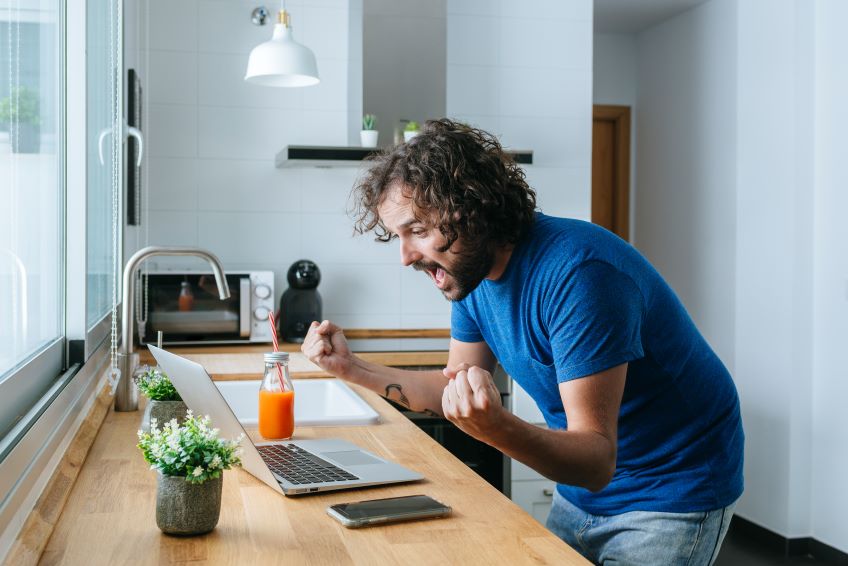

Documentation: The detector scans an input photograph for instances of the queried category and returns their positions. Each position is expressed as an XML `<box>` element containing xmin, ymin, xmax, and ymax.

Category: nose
<box><xmin>399</xmin><ymin>237</ymin><xmax>421</xmax><ymax>266</ymax></box>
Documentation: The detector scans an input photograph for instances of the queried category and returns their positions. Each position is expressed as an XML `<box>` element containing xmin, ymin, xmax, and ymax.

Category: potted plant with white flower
<box><xmin>137</xmin><ymin>411</ymin><xmax>243</xmax><ymax>535</ymax></box>
<box><xmin>360</xmin><ymin>113</ymin><xmax>378</xmax><ymax>147</ymax></box>
<box><xmin>136</xmin><ymin>366</ymin><xmax>188</xmax><ymax>432</ymax></box>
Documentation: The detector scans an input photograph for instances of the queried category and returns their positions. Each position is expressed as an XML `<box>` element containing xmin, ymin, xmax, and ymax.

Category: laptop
<box><xmin>148</xmin><ymin>345</ymin><xmax>423</xmax><ymax>495</ymax></box>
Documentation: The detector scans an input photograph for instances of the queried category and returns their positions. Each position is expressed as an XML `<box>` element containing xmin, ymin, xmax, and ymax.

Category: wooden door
<box><xmin>592</xmin><ymin>105</ymin><xmax>631</xmax><ymax>241</ymax></box>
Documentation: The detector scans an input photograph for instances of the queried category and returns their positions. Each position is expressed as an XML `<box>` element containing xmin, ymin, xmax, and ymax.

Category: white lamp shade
<box><xmin>245</xmin><ymin>24</ymin><xmax>320</xmax><ymax>87</ymax></box>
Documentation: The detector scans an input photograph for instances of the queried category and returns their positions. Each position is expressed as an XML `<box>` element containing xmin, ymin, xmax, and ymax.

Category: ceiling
<box><xmin>594</xmin><ymin>0</ymin><xmax>710</xmax><ymax>33</ymax></box>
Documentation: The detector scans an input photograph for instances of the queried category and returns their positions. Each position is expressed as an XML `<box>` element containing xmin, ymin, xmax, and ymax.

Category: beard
<box><xmin>413</xmin><ymin>245</ymin><xmax>495</xmax><ymax>302</ymax></box>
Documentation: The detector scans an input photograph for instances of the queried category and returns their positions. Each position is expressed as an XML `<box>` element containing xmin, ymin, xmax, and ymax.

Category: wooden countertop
<box><xmin>37</xmin><ymin>382</ymin><xmax>586</xmax><ymax>565</ymax></box>
<box><xmin>137</xmin><ymin>347</ymin><xmax>450</xmax><ymax>380</ymax></box>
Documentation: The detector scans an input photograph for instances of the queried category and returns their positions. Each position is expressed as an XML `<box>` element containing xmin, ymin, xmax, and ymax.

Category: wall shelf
<box><xmin>275</xmin><ymin>145</ymin><xmax>533</xmax><ymax>168</ymax></box>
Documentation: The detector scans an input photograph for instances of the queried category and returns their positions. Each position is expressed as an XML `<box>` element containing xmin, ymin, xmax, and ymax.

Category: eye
<box><xmin>411</xmin><ymin>228</ymin><xmax>428</xmax><ymax>238</ymax></box>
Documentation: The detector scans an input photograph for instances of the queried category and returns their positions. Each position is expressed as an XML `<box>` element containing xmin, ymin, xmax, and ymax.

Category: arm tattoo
<box><xmin>384</xmin><ymin>384</ymin><xmax>410</xmax><ymax>408</ymax></box>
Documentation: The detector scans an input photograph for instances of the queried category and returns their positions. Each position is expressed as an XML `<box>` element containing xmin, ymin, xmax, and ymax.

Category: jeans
<box><xmin>546</xmin><ymin>491</ymin><xmax>736</xmax><ymax>566</ymax></box>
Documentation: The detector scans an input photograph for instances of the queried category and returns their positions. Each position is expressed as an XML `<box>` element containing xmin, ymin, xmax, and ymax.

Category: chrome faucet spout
<box><xmin>115</xmin><ymin>246</ymin><xmax>230</xmax><ymax>411</ymax></box>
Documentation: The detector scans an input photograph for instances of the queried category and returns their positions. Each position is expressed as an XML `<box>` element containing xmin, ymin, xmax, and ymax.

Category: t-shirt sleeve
<box><xmin>451</xmin><ymin>300</ymin><xmax>484</xmax><ymax>343</ymax></box>
<box><xmin>548</xmin><ymin>260</ymin><xmax>645</xmax><ymax>382</ymax></box>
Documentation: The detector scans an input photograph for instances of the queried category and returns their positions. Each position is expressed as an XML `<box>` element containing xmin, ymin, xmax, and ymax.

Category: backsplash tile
<box><xmin>148</xmin><ymin>104</ymin><xmax>198</xmax><ymax>158</ymax></box>
<box><xmin>148</xmin><ymin>50</ymin><xmax>198</xmax><ymax>105</ymax></box>
<box><xmin>319</xmin><ymin>263</ymin><xmax>401</xmax><ymax>315</ymax></box>
<box><xmin>300</xmin><ymin>212</ymin><xmax>398</xmax><ymax>265</ymax></box>
<box><xmin>197</xmin><ymin>211</ymin><xmax>303</xmax><ymax>264</ymax></box>
<box><xmin>148</xmin><ymin>0</ymin><xmax>198</xmax><ymax>52</ymax></box>
<box><xmin>196</xmin><ymin>160</ymin><xmax>302</xmax><ymax>213</ymax></box>
<box><xmin>197</xmin><ymin>52</ymin><xmax>304</xmax><ymax>109</ymax></box>
<box><xmin>148</xmin><ymin>157</ymin><xmax>199</xmax><ymax>211</ymax></box>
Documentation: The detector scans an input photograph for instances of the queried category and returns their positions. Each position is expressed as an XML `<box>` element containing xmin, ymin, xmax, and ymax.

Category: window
<box><xmin>0</xmin><ymin>0</ymin><xmax>65</xmax><ymax>441</ymax></box>
<box><xmin>0</xmin><ymin>0</ymin><xmax>122</xmax><ymax>528</ymax></box>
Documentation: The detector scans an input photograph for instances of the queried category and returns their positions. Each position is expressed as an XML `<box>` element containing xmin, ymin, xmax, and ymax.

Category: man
<box><xmin>302</xmin><ymin>119</ymin><xmax>743</xmax><ymax>565</ymax></box>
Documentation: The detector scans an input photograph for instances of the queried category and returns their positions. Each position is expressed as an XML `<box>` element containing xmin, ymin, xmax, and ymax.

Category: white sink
<box><xmin>214</xmin><ymin>379</ymin><xmax>381</xmax><ymax>427</ymax></box>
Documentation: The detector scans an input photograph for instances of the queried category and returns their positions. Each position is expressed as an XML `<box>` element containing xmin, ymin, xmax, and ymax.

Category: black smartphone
<box><xmin>326</xmin><ymin>494</ymin><xmax>452</xmax><ymax>528</ymax></box>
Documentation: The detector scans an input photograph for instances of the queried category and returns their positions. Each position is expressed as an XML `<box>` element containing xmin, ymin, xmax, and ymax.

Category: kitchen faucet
<box><xmin>114</xmin><ymin>246</ymin><xmax>231</xmax><ymax>411</ymax></box>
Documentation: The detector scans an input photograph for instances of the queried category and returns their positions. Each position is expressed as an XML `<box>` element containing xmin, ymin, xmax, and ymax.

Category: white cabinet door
<box><xmin>511</xmin><ymin>479</ymin><xmax>556</xmax><ymax>525</ymax></box>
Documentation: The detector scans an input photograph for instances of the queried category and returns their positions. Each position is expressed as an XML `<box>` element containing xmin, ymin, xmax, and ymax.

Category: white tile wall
<box><xmin>147</xmin><ymin>104</ymin><xmax>197</xmax><ymax>158</ymax></box>
<box><xmin>196</xmin><ymin>160</ymin><xmax>302</xmax><ymax>213</ymax></box>
<box><xmin>148</xmin><ymin>158</ymin><xmax>198</xmax><ymax>211</ymax></box>
<box><xmin>147</xmin><ymin>51</ymin><xmax>198</xmax><ymax>105</ymax></box>
<box><xmin>139</xmin><ymin>0</ymin><xmax>590</xmax><ymax>333</ymax></box>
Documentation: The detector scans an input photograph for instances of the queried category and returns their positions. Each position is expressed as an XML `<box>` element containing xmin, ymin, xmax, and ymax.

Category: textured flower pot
<box><xmin>403</xmin><ymin>130</ymin><xmax>418</xmax><ymax>142</ymax></box>
<box><xmin>360</xmin><ymin>129</ymin><xmax>378</xmax><ymax>147</ymax></box>
<box><xmin>141</xmin><ymin>400</ymin><xmax>188</xmax><ymax>432</ymax></box>
<box><xmin>156</xmin><ymin>474</ymin><xmax>223</xmax><ymax>536</ymax></box>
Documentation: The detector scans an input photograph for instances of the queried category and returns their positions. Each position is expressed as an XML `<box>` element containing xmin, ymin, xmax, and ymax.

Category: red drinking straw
<box><xmin>267</xmin><ymin>312</ymin><xmax>285</xmax><ymax>388</ymax></box>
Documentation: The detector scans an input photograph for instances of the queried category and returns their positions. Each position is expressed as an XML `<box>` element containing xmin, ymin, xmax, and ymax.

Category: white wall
<box><xmin>811</xmin><ymin>0</ymin><xmax>848</xmax><ymax>551</ymax></box>
<box><xmin>592</xmin><ymin>33</ymin><xmax>637</xmax><ymax>240</ymax></box>
<box><xmin>633</xmin><ymin>0</ymin><xmax>848</xmax><ymax>552</ymax></box>
<box><xmin>446</xmin><ymin>0</ymin><xmax>594</xmax><ymax>220</ymax></box>
<box><xmin>634</xmin><ymin>0</ymin><xmax>737</xmax><ymax>363</ymax></box>
<box><xmin>735</xmin><ymin>0</ymin><xmax>815</xmax><ymax>537</ymax></box>
<box><xmin>130</xmin><ymin>0</ymin><xmax>451</xmax><ymax>341</ymax></box>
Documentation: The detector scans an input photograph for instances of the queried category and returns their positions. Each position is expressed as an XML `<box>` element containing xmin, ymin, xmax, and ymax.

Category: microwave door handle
<box><xmin>239</xmin><ymin>278</ymin><xmax>251</xmax><ymax>338</ymax></box>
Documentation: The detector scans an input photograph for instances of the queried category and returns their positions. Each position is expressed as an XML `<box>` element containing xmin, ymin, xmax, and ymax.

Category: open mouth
<box><xmin>429</xmin><ymin>267</ymin><xmax>446</xmax><ymax>289</ymax></box>
<box><xmin>415</xmin><ymin>262</ymin><xmax>448</xmax><ymax>289</ymax></box>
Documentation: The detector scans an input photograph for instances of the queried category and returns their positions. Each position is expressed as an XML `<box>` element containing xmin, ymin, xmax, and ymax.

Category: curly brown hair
<box><xmin>351</xmin><ymin>118</ymin><xmax>537</xmax><ymax>253</ymax></box>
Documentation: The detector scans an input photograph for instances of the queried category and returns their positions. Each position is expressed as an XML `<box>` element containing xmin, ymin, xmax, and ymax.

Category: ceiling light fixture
<box><xmin>245</xmin><ymin>3</ymin><xmax>319</xmax><ymax>88</ymax></box>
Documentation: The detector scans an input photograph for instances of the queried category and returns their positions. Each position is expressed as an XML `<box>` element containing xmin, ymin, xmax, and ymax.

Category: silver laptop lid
<box><xmin>147</xmin><ymin>346</ymin><xmax>423</xmax><ymax>495</ymax></box>
<box><xmin>148</xmin><ymin>345</ymin><xmax>285</xmax><ymax>494</ymax></box>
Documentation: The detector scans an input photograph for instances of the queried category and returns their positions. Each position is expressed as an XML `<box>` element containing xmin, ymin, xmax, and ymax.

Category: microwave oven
<box><xmin>138</xmin><ymin>270</ymin><xmax>274</xmax><ymax>346</ymax></box>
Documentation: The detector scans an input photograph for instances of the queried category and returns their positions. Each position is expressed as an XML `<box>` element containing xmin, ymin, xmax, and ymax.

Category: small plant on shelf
<box><xmin>403</xmin><ymin>120</ymin><xmax>420</xmax><ymax>142</ymax></box>
<box><xmin>360</xmin><ymin>114</ymin><xmax>379</xmax><ymax>147</ymax></box>
<box><xmin>362</xmin><ymin>113</ymin><xmax>377</xmax><ymax>131</ymax></box>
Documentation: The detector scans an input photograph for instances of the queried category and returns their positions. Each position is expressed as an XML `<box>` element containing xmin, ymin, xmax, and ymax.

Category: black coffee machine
<box><xmin>278</xmin><ymin>259</ymin><xmax>322</xmax><ymax>343</ymax></box>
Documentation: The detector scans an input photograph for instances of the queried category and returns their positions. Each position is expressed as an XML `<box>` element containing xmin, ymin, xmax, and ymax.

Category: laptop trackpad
<box><xmin>323</xmin><ymin>450</ymin><xmax>383</xmax><ymax>467</ymax></box>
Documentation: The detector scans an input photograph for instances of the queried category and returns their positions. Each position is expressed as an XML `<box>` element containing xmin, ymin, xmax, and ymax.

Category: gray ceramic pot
<box><xmin>141</xmin><ymin>399</ymin><xmax>188</xmax><ymax>432</ymax></box>
<box><xmin>156</xmin><ymin>473</ymin><xmax>222</xmax><ymax>536</ymax></box>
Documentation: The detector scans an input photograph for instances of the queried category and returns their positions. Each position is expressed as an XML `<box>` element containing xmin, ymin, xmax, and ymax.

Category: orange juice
<box><xmin>258</xmin><ymin>389</ymin><xmax>295</xmax><ymax>440</ymax></box>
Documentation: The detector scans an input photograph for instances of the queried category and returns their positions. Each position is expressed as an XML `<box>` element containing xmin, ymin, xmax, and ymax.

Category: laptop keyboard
<box><xmin>257</xmin><ymin>443</ymin><xmax>359</xmax><ymax>485</ymax></box>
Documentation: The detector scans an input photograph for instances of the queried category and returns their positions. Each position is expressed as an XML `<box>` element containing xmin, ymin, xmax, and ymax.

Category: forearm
<box><xmin>340</xmin><ymin>356</ymin><xmax>448</xmax><ymax>416</ymax></box>
<box><xmin>488</xmin><ymin>412</ymin><xmax>617</xmax><ymax>492</ymax></box>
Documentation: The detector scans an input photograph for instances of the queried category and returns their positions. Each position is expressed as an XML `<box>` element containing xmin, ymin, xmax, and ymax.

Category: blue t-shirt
<box><xmin>452</xmin><ymin>214</ymin><xmax>744</xmax><ymax>515</ymax></box>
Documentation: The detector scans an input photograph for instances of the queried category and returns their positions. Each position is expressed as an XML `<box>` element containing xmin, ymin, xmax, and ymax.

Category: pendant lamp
<box><xmin>245</xmin><ymin>7</ymin><xmax>319</xmax><ymax>87</ymax></box>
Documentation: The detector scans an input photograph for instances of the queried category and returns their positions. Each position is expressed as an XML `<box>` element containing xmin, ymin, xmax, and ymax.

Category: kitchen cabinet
<box><xmin>510</xmin><ymin>378</ymin><xmax>556</xmax><ymax>522</ymax></box>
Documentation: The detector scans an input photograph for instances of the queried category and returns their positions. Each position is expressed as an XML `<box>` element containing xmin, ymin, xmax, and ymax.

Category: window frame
<box><xmin>0</xmin><ymin>0</ymin><xmax>125</xmax><ymax>558</ymax></box>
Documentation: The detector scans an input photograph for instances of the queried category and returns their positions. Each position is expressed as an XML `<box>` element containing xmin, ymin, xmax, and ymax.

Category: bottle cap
<box><xmin>264</xmin><ymin>352</ymin><xmax>290</xmax><ymax>363</ymax></box>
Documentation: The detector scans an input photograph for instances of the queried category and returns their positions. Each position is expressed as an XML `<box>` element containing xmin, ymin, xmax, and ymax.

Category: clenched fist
<box><xmin>300</xmin><ymin>320</ymin><xmax>353</xmax><ymax>379</ymax></box>
<box><xmin>441</xmin><ymin>365</ymin><xmax>505</xmax><ymax>442</ymax></box>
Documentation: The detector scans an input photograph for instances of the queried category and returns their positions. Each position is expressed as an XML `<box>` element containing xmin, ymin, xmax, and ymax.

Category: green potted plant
<box><xmin>137</xmin><ymin>411</ymin><xmax>243</xmax><ymax>535</ymax></box>
<box><xmin>360</xmin><ymin>113</ymin><xmax>378</xmax><ymax>148</ymax></box>
<box><xmin>136</xmin><ymin>366</ymin><xmax>188</xmax><ymax>432</ymax></box>
<box><xmin>0</xmin><ymin>86</ymin><xmax>41</xmax><ymax>153</ymax></box>
<box><xmin>403</xmin><ymin>120</ymin><xmax>420</xmax><ymax>142</ymax></box>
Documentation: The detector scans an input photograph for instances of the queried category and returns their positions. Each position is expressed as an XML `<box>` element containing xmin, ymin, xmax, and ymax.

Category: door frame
<box><xmin>592</xmin><ymin>105</ymin><xmax>631</xmax><ymax>241</ymax></box>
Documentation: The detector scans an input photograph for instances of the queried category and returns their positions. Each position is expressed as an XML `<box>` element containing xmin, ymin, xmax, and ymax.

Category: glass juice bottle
<box><xmin>258</xmin><ymin>352</ymin><xmax>295</xmax><ymax>440</ymax></box>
